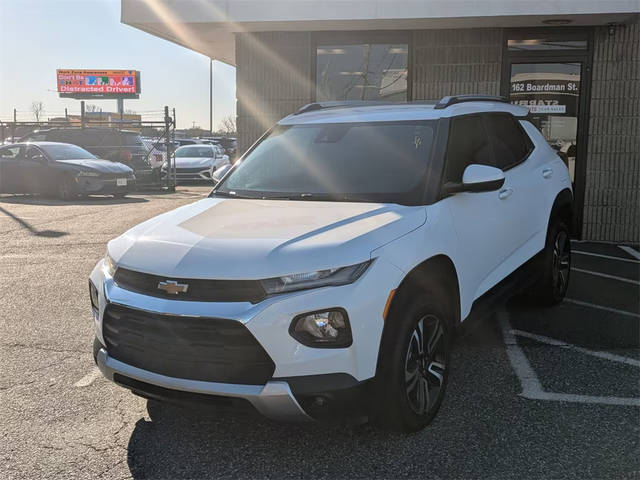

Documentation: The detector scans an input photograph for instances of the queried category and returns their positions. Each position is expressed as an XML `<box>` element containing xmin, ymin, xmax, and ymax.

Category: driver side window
<box><xmin>25</xmin><ymin>146</ymin><xmax>46</xmax><ymax>162</ymax></box>
<box><xmin>443</xmin><ymin>115</ymin><xmax>493</xmax><ymax>183</ymax></box>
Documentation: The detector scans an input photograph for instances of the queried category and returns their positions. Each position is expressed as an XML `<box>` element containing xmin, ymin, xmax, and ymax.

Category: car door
<box><xmin>441</xmin><ymin>114</ymin><xmax>518</xmax><ymax>301</ymax></box>
<box><xmin>0</xmin><ymin>145</ymin><xmax>23</xmax><ymax>193</ymax></box>
<box><xmin>21</xmin><ymin>145</ymin><xmax>50</xmax><ymax>194</ymax></box>
<box><xmin>482</xmin><ymin>113</ymin><xmax>544</xmax><ymax>280</ymax></box>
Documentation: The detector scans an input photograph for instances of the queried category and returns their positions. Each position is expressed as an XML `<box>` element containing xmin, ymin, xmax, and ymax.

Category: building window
<box><xmin>316</xmin><ymin>44</ymin><xmax>408</xmax><ymax>101</ymax></box>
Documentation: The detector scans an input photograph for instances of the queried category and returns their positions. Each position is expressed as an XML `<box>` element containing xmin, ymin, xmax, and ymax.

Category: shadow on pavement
<box><xmin>0</xmin><ymin>194</ymin><xmax>147</xmax><ymax>206</ymax></box>
<box><xmin>0</xmin><ymin>205</ymin><xmax>68</xmax><ymax>237</ymax></box>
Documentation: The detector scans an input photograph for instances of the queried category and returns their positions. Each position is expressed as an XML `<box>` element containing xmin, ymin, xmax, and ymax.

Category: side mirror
<box><xmin>442</xmin><ymin>164</ymin><xmax>505</xmax><ymax>196</ymax></box>
<box><xmin>31</xmin><ymin>154</ymin><xmax>47</xmax><ymax>163</ymax></box>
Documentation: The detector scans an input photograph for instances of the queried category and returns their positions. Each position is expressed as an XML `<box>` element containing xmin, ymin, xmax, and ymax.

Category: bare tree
<box><xmin>85</xmin><ymin>104</ymin><xmax>100</xmax><ymax>113</ymax></box>
<box><xmin>31</xmin><ymin>101</ymin><xmax>44</xmax><ymax>123</ymax></box>
<box><xmin>220</xmin><ymin>115</ymin><xmax>236</xmax><ymax>134</ymax></box>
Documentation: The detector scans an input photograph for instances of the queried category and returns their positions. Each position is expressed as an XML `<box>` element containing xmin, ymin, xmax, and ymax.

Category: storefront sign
<box><xmin>510</xmin><ymin>75</ymin><xmax>579</xmax><ymax>117</ymax></box>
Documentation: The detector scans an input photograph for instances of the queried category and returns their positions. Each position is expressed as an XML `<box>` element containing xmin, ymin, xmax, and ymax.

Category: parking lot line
<box><xmin>511</xmin><ymin>329</ymin><xmax>640</xmax><ymax>368</ymax></box>
<box><xmin>571</xmin><ymin>267</ymin><xmax>640</xmax><ymax>286</ymax></box>
<box><xmin>619</xmin><ymin>245</ymin><xmax>640</xmax><ymax>261</ymax></box>
<box><xmin>525</xmin><ymin>391</ymin><xmax>640</xmax><ymax>407</ymax></box>
<box><xmin>563</xmin><ymin>298</ymin><xmax>640</xmax><ymax>319</ymax></box>
<box><xmin>498</xmin><ymin>310</ymin><xmax>544</xmax><ymax>396</ymax></box>
<box><xmin>74</xmin><ymin>367</ymin><xmax>101</xmax><ymax>387</ymax></box>
<box><xmin>499</xmin><ymin>310</ymin><xmax>640</xmax><ymax>407</ymax></box>
<box><xmin>573</xmin><ymin>250</ymin><xmax>640</xmax><ymax>264</ymax></box>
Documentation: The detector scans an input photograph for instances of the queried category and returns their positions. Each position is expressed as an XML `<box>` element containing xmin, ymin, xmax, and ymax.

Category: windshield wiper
<box><xmin>259</xmin><ymin>193</ymin><xmax>353</xmax><ymax>201</ymax></box>
<box><xmin>210</xmin><ymin>190</ymin><xmax>258</xmax><ymax>199</ymax></box>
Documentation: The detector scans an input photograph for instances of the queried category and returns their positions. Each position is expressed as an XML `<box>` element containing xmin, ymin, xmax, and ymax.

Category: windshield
<box><xmin>216</xmin><ymin>121</ymin><xmax>435</xmax><ymax>203</ymax></box>
<box><xmin>175</xmin><ymin>145</ymin><xmax>213</xmax><ymax>158</ymax></box>
<box><xmin>40</xmin><ymin>144</ymin><xmax>96</xmax><ymax>160</ymax></box>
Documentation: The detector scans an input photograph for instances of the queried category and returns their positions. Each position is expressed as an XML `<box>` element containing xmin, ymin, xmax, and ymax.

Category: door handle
<box><xmin>498</xmin><ymin>187</ymin><xmax>513</xmax><ymax>200</ymax></box>
<box><xmin>542</xmin><ymin>168</ymin><xmax>553</xmax><ymax>179</ymax></box>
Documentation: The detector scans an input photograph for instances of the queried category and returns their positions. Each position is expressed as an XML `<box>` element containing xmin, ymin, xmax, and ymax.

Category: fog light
<box><xmin>289</xmin><ymin>309</ymin><xmax>352</xmax><ymax>348</ymax></box>
<box><xmin>89</xmin><ymin>281</ymin><xmax>99</xmax><ymax>310</ymax></box>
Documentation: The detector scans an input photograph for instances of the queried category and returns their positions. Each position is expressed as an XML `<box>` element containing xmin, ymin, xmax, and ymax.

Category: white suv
<box><xmin>89</xmin><ymin>95</ymin><xmax>572</xmax><ymax>432</ymax></box>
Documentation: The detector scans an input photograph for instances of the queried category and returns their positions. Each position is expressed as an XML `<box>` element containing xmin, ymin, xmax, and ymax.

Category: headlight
<box><xmin>260</xmin><ymin>260</ymin><xmax>372</xmax><ymax>295</ymax></box>
<box><xmin>103</xmin><ymin>252</ymin><xmax>116</xmax><ymax>277</ymax></box>
<box><xmin>76</xmin><ymin>171</ymin><xmax>100</xmax><ymax>177</ymax></box>
<box><xmin>290</xmin><ymin>309</ymin><xmax>352</xmax><ymax>348</ymax></box>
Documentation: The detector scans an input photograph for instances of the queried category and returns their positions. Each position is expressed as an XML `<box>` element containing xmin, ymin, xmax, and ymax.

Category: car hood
<box><xmin>57</xmin><ymin>158</ymin><xmax>132</xmax><ymax>174</ymax></box>
<box><xmin>172</xmin><ymin>156</ymin><xmax>214</xmax><ymax>168</ymax></box>
<box><xmin>108</xmin><ymin>198</ymin><xmax>426</xmax><ymax>279</ymax></box>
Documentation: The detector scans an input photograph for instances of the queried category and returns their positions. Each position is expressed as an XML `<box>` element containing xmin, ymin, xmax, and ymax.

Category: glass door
<box><xmin>502</xmin><ymin>29</ymin><xmax>593</xmax><ymax>238</ymax></box>
<box><xmin>509</xmin><ymin>62</ymin><xmax>581</xmax><ymax>181</ymax></box>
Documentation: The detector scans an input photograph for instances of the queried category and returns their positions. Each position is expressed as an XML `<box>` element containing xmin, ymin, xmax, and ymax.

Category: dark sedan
<box><xmin>0</xmin><ymin>142</ymin><xmax>135</xmax><ymax>200</ymax></box>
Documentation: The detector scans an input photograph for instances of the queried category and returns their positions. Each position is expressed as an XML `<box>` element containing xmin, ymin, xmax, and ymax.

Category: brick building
<box><xmin>122</xmin><ymin>1</ymin><xmax>639</xmax><ymax>242</ymax></box>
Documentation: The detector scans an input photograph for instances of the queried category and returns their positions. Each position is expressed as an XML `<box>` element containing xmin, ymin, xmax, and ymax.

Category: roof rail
<box><xmin>434</xmin><ymin>95</ymin><xmax>509</xmax><ymax>110</ymax></box>
<box><xmin>294</xmin><ymin>100</ymin><xmax>439</xmax><ymax>115</ymax></box>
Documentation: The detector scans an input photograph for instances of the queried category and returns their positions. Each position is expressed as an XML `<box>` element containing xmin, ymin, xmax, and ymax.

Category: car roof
<box><xmin>279</xmin><ymin>101</ymin><xmax>528</xmax><ymax>125</ymax></box>
<box><xmin>6</xmin><ymin>141</ymin><xmax>78</xmax><ymax>147</ymax></box>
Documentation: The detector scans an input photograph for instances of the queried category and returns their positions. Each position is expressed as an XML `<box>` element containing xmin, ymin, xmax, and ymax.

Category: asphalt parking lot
<box><xmin>1</xmin><ymin>188</ymin><xmax>638</xmax><ymax>479</ymax></box>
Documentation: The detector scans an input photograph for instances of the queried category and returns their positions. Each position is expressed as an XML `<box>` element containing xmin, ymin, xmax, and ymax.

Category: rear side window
<box><xmin>0</xmin><ymin>146</ymin><xmax>21</xmax><ymax>158</ymax></box>
<box><xmin>484</xmin><ymin>114</ymin><xmax>533</xmax><ymax>170</ymax></box>
<box><xmin>443</xmin><ymin>115</ymin><xmax>493</xmax><ymax>183</ymax></box>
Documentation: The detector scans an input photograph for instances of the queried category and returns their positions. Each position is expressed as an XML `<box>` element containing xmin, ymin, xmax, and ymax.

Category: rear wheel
<box><xmin>375</xmin><ymin>286</ymin><xmax>452</xmax><ymax>432</ymax></box>
<box><xmin>532</xmin><ymin>220</ymin><xmax>571</xmax><ymax>306</ymax></box>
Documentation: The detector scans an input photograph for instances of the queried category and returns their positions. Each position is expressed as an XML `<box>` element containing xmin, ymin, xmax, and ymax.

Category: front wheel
<box><xmin>375</xmin><ymin>289</ymin><xmax>452</xmax><ymax>432</ymax></box>
<box><xmin>57</xmin><ymin>178</ymin><xmax>76</xmax><ymax>200</ymax></box>
<box><xmin>532</xmin><ymin>220</ymin><xmax>571</xmax><ymax>306</ymax></box>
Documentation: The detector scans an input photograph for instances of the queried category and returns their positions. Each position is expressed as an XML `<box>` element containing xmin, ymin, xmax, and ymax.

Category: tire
<box><xmin>532</xmin><ymin>219</ymin><xmax>571</xmax><ymax>306</ymax></box>
<box><xmin>57</xmin><ymin>178</ymin><xmax>75</xmax><ymax>200</ymax></box>
<box><xmin>375</xmin><ymin>283</ymin><xmax>453</xmax><ymax>432</ymax></box>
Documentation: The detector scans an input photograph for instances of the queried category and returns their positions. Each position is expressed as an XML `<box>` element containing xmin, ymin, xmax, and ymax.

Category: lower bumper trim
<box><xmin>96</xmin><ymin>348</ymin><xmax>311</xmax><ymax>422</ymax></box>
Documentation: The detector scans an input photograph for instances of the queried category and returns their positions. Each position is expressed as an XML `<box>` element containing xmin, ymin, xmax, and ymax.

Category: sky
<box><xmin>0</xmin><ymin>0</ymin><xmax>236</xmax><ymax>130</ymax></box>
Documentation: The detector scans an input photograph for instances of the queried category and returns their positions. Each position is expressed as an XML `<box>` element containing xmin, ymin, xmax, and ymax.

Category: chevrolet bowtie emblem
<box><xmin>157</xmin><ymin>280</ymin><xmax>189</xmax><ymax>295</ymax></box>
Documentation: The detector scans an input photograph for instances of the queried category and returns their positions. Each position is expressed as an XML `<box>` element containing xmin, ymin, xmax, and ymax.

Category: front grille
<box><xmin>103</xmin><ymin>304</ymin><xmax>275</xmax><ymax>384</ymax></box>
<box><xmin>176</xmin><ymin>167</ymin><xmax>209</xmax><ymax>174</ymax></box>
<box><xmin>113</xmin><ymin>267</ymin><xmax>266</xmax><ymax>303</ymax></box>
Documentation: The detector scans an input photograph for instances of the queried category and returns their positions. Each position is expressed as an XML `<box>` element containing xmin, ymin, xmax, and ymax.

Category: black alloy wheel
<box><xmin>551</xmin><ymin>229</ymin><xmax>570</xmax><ymax>300</ymax></box>
<box><xmin>404</xmin><ymin>314</ymin><xmax>447</xmax><ymax>415</ymax></box>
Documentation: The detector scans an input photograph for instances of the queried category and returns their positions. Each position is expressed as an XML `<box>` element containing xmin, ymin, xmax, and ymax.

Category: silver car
<box><xmin>162</xmin><ymin>144</ymin><xmax>229</xmax><ymax>182</ymax></box>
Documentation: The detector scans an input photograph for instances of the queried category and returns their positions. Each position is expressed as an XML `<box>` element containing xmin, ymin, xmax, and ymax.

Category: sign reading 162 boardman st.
<box><xmin>510</xmin><ymin>74</ymin><xmax>580</xmax><ymax>116</ymax></box>
<box><xmin>56</xmin><ymin>69</ymin><xmax>140</xmax><ymax>98</ymax></box>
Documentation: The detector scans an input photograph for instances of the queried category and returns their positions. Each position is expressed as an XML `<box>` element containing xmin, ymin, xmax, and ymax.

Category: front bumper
<box><xmin>161</xmin><ymin>168</ymin><xmax>212</xmax><ymax>181</ymax></box>
<box><xmin>95</xmin><ymin>346</ymin><xmax>311</xmax><ymax>421</ymax></box>
<box><xmin>89</xmin><ymin>256</ymin><xmax>405</xmax><ymax>420</ymax></box>
<box><xmin>75</xmin><ymin>176</ymin><xmax>136</xmax><ymax>194</ymax></box>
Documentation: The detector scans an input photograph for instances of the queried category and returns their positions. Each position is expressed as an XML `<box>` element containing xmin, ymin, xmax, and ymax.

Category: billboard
<box><xmin>56</xmin><ymin>69</ymin><xmax>140</xmax><ymax>98</ymax></box>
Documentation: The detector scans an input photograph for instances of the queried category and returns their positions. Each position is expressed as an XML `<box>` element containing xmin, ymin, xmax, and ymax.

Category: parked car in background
<box><xmin>162</xmin><ymin>144</ymin><xmax>229</xmax><ymax>182</ymax></box>
<box><xmin>91</xmin><ymin>96</ymin><xmax>572</xmax><ymax>431</ymax></box>
<box><xmin>21</xmin><ymin>128</ymin><xmax>154</xmax><ymax>183</ymax></box>
<box><xmin>173</xmin><ymin>138</ymin><xmax>198</xmax><ymax>147</ymax></box>
<box><xmin>218</xmin><ymin>137</ymin><xmax>237</xmax><ymax>158</ymax></box>
<box><xmin>211</xmin><ymin>162</ymin><xmax>231</xmax><ymax>184</ymax></box>
<box><xmin>141</xmin><ymin>138</ymin><xmax>168</xmax><ymax>169</ymax></box>
<box><xmin>0</xmin><ymin>142</ymin><xmax>135</xmax><ymax>199</ymax></box>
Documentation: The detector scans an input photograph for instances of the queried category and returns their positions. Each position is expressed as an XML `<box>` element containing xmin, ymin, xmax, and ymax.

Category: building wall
<box><xmin>236</xmin><ymin>31</ymin><xmax>313</xmax><ymax>154</ymax></box>
<box><xmin>235</xmin><ymin>26</ymin><xmax>638</xmax><ymax>242</ymax></box>
<box><xmin>411</xmin><ymin>29</ymin><xmax>503</xmax><ymax>99</ymax></box>
<box><xmin>583</xmin><ymin>21</ymin><xmax>639</xmax><ymax>242</ymax></box>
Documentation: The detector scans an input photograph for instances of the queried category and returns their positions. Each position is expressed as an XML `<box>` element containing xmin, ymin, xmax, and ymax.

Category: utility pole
<box><xmin>209</xmin><ymin>58</ymin><xmax>213</xmax><ymax>135</ymax></box>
